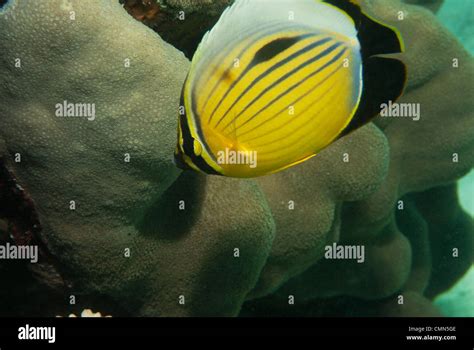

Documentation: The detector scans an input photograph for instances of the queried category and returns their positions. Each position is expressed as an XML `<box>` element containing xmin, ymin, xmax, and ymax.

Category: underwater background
<box><xmin>0</xmin><ymin>0</ymin><xmax>472</xmax><ymax>317</ymax></box>
<box><xmin>434</xmin><ymin>0</ymin><xmax>474</xmax><ymax>317</ymax></box>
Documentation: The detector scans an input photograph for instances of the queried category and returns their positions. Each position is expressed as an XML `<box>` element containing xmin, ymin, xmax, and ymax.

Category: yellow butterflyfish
<box><xmin>174</xmin><ymin>0</ymin><xmax>406</xmax><ymax>177</ymax></box>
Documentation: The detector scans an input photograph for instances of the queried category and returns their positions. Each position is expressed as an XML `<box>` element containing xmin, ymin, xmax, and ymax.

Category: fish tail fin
<box><xmin>340</xmin><ymin>56</ymin><xmax>407</xmax><ymax>137</ymax></box>
<box><xmin>323</xmin><ymin>0</ymin><xmax>407</xmax><ymax>137</ymax></box>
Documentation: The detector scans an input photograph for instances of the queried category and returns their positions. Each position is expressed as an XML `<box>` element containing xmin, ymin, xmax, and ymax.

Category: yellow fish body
<box><xmin>174</xmin><ymin>0</ymin><xmax>406</xmax><ymax>178</ymax></box>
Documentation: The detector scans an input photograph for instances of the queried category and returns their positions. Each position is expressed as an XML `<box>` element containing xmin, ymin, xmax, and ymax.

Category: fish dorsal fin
<box><xmin>192</xmin><ymin>0</ymin><xmax>252</xmax><ymax>62</ymax></box>
<box><xmin>194</xmin><ymin>0</ymin><xmax>358</xmax><ymax>61</ymax></box>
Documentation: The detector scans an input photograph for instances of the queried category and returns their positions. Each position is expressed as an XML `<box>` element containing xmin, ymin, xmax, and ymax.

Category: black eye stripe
<box><xmin>178</xmin><ymin>90</ymin><xmax>221</xmax><ymax>175</ymax></box>
<box><xmin>179</xmin><ymin>88</ymin><xmax>194</xmax><ymax>156</ymax></box>
<box><xmin>173</xmin><ymin>149</ymin><xmax>190</xmax><ymax>170</ymax></box>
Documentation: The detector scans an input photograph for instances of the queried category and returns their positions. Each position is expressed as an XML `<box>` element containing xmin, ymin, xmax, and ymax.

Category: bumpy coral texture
<box><xmin>0</xmin><ymin>0</ymin><xmax>472</xmax><ymax>316</ymax></box>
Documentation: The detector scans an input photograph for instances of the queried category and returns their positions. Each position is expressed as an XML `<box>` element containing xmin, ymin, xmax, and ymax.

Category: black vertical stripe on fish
<box><xmin>177</xmin><ymin>86</ymin><xmax>221</xmax><ymax>175</ymax></box>
<box><xmin>209</xmin><ymin>35</ymin><xmax>331</xmax><ymax>127</ymax></box>
<box><xmin>219</xmin><ymin>43</ymin><xmax>345</xmax><ymax>133</ymax></box>
<box><xmin>191</xmin><ymin>87</ymin><xmax>213</xmax><ymax>158</ymax></box>
<box><xmin>173</xmin><ymin>148</ymin><xmax>190</xmax><ymax>171</ymax></box>
<box><xmin>178</xmin><ymin>85</ymin><xmax>194</xmax><ymax>158</ymax></box>
<box><xmin>179</xmin><ymin>113</ymin><xmax>221</xmax><ymax>175</ymax></box>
